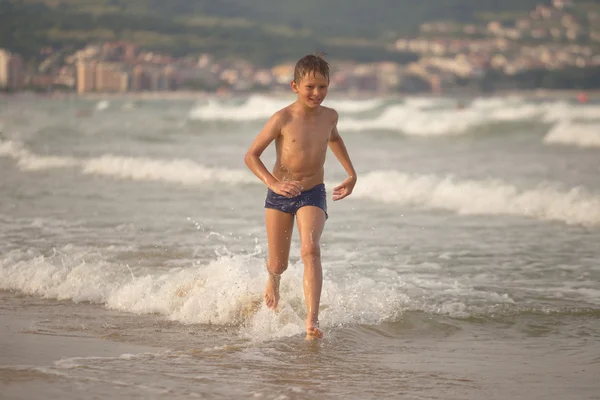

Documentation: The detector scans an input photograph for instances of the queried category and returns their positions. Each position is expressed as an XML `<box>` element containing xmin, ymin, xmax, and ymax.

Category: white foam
<box><xmin>0</xmin><ymin>245</ymin><xmax>505</xmax><ymax>340</ymax></box>
<box><xmin>82</xmin><ymin>155</ymin><xmax>255</xmax><ymax>185</ymax></box>
<box><xmin>484</xmin><ymin>103</ymin><xmax>543</xmax><ymax>122</ymax></box>
<box><xmin>543</xmin><ymin>121</ymin><xmax>600</xmax><ymax>148</ymax></box>
<box><xmin>0</xmin><ymin>247</ymin><xmax>284</xmax><ymax>339</ymax></box>
<box><xmin>18</xmin><ymin>154</ymin><xmax>79</xmax><ymax>171</ymax></box>
<box><xmin>3</xmin><ymin>244</ymin><xmax>597</xmax><ymax>340</ymax></box>
<box><xmin>0</xmin><ymin>139</ymin><xmax>27</xmax><ymax>159</ymax></box>
<box><xmin>354</xmin><ymin>170</ymin><xmax>600</xmax><ymax>226</ymax></box>
<box><xmin>0</xmin><ymin>253</ymin><xmax>325</xmax><ymax>332</ymax></box>
<box><xmin>325</xmin><ymin>97</ymin><xmax>384</xmax><ymax>112</ymax></box>
<box><xmin>470</xmin><ymin>96</ymin><xmax>525</xmax><ymax>109</ymax></box>
<box><xmin>5</xmin><ymin>140</ymin><xmax>600</xmax><ymax>227</ymax></box>
<box><xmin>1</xmin><ymin>140</ymin><xmax>254</xmax><ymax>186</ymax></box>
<box><xmin>338</xmin><ymin>98</ymin><xmax>600</xmax><ymax>136</ymax></box>
<box><xmin>0</xmin><ymin>246</ymin><xmax>265</xmax><ymax>322</ymax></box>
<box><xmin>339</xmin><ymin>105</ymin><xmax>489</xmax><ymax>136</ymax></box>
<box><xmin>189</xmin><ymin>96</ymin><xmax>291</xmax><ymax>121</ymax></box>
<box><xmin>338</xmin><ymin>98</ymin><xmax>546</xmax><ymax>136</ymax></box>
<box><xmin>96</xmin><ymin>100</ymin><xmax>110</xmax><ymax>111</ymax></box>
<box><xmin>541</xmin><ymin>101</ymin><xmax>600</xmax><ymax>123</ymax></box>
<box><xmin>471</xmin><ymin>98</ymin><xmax>600</xmax><ymax>123</ymax></box>
<box><xmin>188</xmin><ymin>95</ymin><xmax>384</xmax><ymax>121</ymax></box>
<box><xmin>0</xmin><ymin>140</ymin><xmax>78</xmax><ymax>170</ymax></box>
<box><xmin>403</xmin><ymin>97</ymin><xmax>449</xmax><ymax>109</ymax></box>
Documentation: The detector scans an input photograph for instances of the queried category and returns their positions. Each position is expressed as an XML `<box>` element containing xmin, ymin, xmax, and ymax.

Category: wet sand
<box><xmin>1</xmin><ymin>290</ymin><xmax>599</xmax><ymax>400</ymax></box>
<box><xmin>0</xmin><ymin>292</ymin><xmax>162</xmax><ymax>400</ymax></box>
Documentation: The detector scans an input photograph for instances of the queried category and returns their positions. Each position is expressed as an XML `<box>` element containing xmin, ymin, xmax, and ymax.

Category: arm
<box><xmin>244</xmin><ymin>111</ymin><xmax>303</xmax><ymax>197</ymax></box>
<box><xmin>328</xmin><ymin>111</ymin><xmax>357</xmax><ymax>201</ymax></box>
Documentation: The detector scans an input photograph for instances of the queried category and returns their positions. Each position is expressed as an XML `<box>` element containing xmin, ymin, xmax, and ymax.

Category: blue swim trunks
<box><xmin>265</xmin><ymin>183</ymin><xmax>328</xmax><ymax>219</ymax></box>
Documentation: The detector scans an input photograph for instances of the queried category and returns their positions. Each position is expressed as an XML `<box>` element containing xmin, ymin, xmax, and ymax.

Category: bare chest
<box><xmin>281</xmin><ymin>124</ymin><xmax>332</xmax><ymax>151</ymax></box>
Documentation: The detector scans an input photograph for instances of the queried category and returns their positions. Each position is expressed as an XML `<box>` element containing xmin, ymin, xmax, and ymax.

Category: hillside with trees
<box><xmin>1</xmin><ymin>0</ymin><xmax>553</xmax><ymax>64</ymax></box>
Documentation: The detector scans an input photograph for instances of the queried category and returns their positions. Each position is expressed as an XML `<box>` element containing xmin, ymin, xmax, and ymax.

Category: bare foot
<box><xmin>305</xmin><ymin>321</ymin><xmax>324</xmax><ymax>341</ymax></box>
<box><xmin>264</xmin><ymin>273</ymin><xmax>280</xmax><ymax>310</ymax></box>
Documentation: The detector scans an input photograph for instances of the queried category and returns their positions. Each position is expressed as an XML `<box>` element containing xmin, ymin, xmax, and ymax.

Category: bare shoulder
<box><xmin>320</xmin><ymin>105</ymin><xmax>338</xmax><ymax>116</ymax></box>
<box><xmin>255</xmin><ymin>107</ymin><xmax>293</xmax><ymax>141</ymax></box>
<box><xmin>320</xmin><ymin>106</ymin><xmax>339</xmax><ymax>123</ymax></box>
<box><xmin>271</xmin><ymin>105</ymin><xmax>294</xmax><ymax>127</ymax></box>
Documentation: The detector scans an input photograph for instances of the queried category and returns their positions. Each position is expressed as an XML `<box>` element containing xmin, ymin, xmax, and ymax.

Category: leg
<box><xmin>264</xmin><ymin>208</ymin><xmax>294</xmax><ymax>310</ymax></box>
<box><xmin>295</xmin><ymin>206</ymin><xmax>326</xmax><ymax>340</ymax></box>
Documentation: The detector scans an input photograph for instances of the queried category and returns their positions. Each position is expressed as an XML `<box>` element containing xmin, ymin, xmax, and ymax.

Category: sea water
<box><xmin>0</xmin><ymin>93</ymin><xmax>599</xmax><ymax>399</ymax></box>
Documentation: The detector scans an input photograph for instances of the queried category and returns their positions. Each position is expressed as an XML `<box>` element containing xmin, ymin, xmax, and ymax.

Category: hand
<box><xmin>333</xmin><ymin>176</ymin><xmax>356</xmax><ymax>201</ymax></box>
<box><xmin>271</xmin><ymin>180</ymin><xmax>303</xmax><ymax>198</ymax></box>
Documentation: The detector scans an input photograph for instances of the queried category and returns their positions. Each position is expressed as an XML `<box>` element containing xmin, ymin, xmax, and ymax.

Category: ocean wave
<box><xmin>543</xmin><ymin>121</ymin><xmax>600</xmax><ymax>148</ymax></box>
<box><xmin>4</xmin><ymin>140</ymin><xmax>599</xmax><ymax>226</ymax></box>
<box><xmin>338</xmin><ymin>105</ymin><xmax>489</xmax><ymax>136</ymax></box>
<box><xmin>3</xmin><ymin>245</ymin><xmax>597</xmax><ymax>342</ymax></box>
<box><xmin>337</xmin><ymin>99</ymin><xmax>546</xmax><ymax>136</ymax></box>
<box><xmin>354</xmin><ymin>171</ymin><xmax>600</xmax><ymax>226</ymax></box>
<box><xmin>188</xmin><ymin>94</ymin><xmax>384</xmax><ymax>121</ymax></box>
<box><xmin>0</xmin><ymin>140</ymin><xmax>79</xmax><ymax>170</ymax></box>
<box><xmin>0</xmin><ymin>246</ymin><xmax>515</xmax><ymax>339</ymax></box>
<box><xmin>339</xmin><ymin>99</ymin><xmax>600</xmax><ymax>136</ymax></box>
<box><xmin>187</xmin><ymin>95</ymin><xmax>600</xmax><ymax>135</ymax></box>
<box><xmin>0</xmin><ymin>140</ymin><xmax>254</xmax><ymax>185</ymax></box>
<box><xmin>540</xmin><ymin>101</ymin><xmax>600</xmax><ymax>123</ymax></box>
<box><xmin>82</xmin><ymin>155</ymin><xmax>254</xmax><ymax>185</ymax></box>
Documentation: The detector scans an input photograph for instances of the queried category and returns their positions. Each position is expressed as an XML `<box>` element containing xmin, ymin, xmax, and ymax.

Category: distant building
<box><xmin>0</xmin><ymin>49</ymin><xmax>25</xmax><ymax>91</ymax></box>
<box><xmin>0</xmin><ymin>50</ymin><xmax>8</xmax><ymax>88</ymax></box>
<box><xmin>77</xmin><ymin>59</ymin><xmax>97</xmax><ymax>94</ymax></box>
<box><xmin>131</xmin><ymin>65</ymin><xmax>150</xmax><ymax>91</ymax></box>
<box><xmin>162</xmin><ymin>65</ymin><xmax>176</xmax><ymax>90</ymax></box>
<box><xmin>271</xmin><ymin>64</ymin><xmax>294</xmax><ymax>84</ymax></box>
<box><xmin>77</xmin><ymin>59</ymin><xmax>129</xmax><ymax>93</ymax></box>
<box><xmin>553</xmin><ymin>0</ymin><xmax>573</xmax><ymax>10</ymax></box>
<box><xmin>132</xmin><ymin>65</ymin><xmax>175</xmax><ymax>91</ymax></box>
<box><xmin>96</xmin><ymin>62</ymin><xmax>128</xmax><ymax>92</ymax></box>
<box><xmin>101</xmin><ymin>41</ymin><xmax>139</xmax><ymax>64</ymax></box>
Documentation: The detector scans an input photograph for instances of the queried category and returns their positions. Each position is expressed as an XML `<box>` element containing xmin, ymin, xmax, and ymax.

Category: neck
<box><xmin>295</xmin><ymin>100</ymin><xmax>320</xmax><ymax>115</ymax></box>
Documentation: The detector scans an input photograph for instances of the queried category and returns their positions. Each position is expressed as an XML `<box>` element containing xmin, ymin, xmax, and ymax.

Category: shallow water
<box><xmin>1</xmin><ymin>94</ymin><xmax>599</xmax><ymax>399</ymax></box>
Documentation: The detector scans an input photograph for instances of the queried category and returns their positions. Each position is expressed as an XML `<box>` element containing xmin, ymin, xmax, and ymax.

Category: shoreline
<box><xmin>0</xmin><ymin>291</ymin><xmax>164</xmax><ymax>400</ymax></box>
<box><xmin>1</xmin><ymin>290</ymin><xmax>599</xmax><ymax>400</ymax></box>
<box><xmin>0</xmin><ymin>292</ymin><xmax>162</xmax><ymax>367</ymax></box>
<box><xmin>1</xmin><ymin>88</ymin><xmax>599</xmax><ymax>101</ymax></box>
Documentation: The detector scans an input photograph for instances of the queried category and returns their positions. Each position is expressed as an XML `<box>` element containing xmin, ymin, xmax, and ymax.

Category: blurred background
<box><xmin>2</xmin><ymin>3</ymin><xmax>600</xmax><ymax>399</ymax></box>
<box><xmin>1</xmin><ymin>0</ymin><xmax>600</xmax><ymax>96</ymax></box>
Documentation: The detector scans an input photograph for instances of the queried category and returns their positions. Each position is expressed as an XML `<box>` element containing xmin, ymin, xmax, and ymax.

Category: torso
<box><xmin>272</xmin><ymin>105</ymin><xmax>336</xmax><ymax>190</ymax></box>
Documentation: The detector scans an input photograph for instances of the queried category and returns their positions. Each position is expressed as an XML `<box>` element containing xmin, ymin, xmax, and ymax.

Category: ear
<box><xmin>290</xmin><ymin>80</ymin><xmax>299</xmax><ymax>93</ymax></box>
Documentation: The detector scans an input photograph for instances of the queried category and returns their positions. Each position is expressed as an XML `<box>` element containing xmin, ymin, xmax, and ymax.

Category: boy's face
<box><xmin>291</xmin><ymin>72</ymin><xmax>329</xmax><ymax>108</ymax></box>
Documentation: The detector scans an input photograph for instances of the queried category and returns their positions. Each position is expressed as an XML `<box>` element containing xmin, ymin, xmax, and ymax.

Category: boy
<box><xmin>244</xmin><ymin>53</ymin><xmax>357</xmax><ymax>340</ymax></box>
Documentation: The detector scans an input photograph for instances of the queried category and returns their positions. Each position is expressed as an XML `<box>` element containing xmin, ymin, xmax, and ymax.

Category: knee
<box><xmin>267</xmin><ymin>258</ymin><xmax>288</xmax><ymax>275</ymax></box>
<box><xmin>300</xmin><ymin>242</ymin><xmax>321</xmax><ymax>261</ymax></box>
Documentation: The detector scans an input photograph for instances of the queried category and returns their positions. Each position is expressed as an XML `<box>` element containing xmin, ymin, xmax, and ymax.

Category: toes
<box><xmin>306</xmin><ymin>327</ymin><xmax>323</xmax><ymax>340</ymax></box>
<box><xmin>265</xmin><ymin>295</ymin><xmax>277</xmax><ymax>310</ymax></box>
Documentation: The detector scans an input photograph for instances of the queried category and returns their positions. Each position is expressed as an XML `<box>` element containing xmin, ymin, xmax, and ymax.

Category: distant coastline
<box><xmin>1</xmin><ymin>88</ymin><xmax>598</xmax><ymax>101</ymax></box>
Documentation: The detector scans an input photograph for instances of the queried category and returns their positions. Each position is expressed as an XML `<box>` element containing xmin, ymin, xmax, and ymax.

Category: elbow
<box><xmin>244</xmin><ymin>152</ymin><xmax>254</xmax><ymax>168</ymax></box>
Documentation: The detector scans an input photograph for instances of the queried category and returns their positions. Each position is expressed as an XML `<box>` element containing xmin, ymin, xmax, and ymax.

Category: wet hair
<box><xmin>293</xmin><ymin>51</ymin><xmax>330</xmax><ymax>83</ymax></box>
